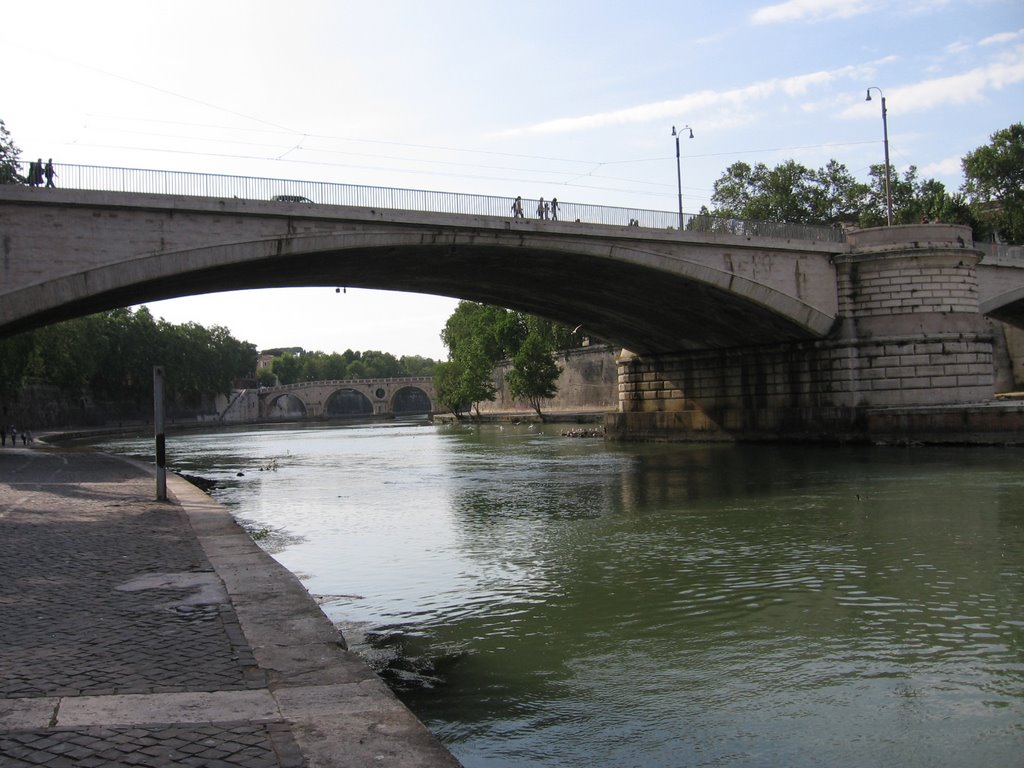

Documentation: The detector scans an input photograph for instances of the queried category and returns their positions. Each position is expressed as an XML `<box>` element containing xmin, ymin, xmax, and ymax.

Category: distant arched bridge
<box><xmin>253</xmin><ymin>377</ymin><xmax>436</xmax><ymax>420</ymax></box>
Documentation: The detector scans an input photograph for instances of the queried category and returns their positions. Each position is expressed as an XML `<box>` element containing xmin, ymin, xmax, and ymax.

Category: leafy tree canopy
<box><xmin>0</xmin><ymin>307</ymin><xmax>257</xmax><ymax>410</ymax></box>
<box><xmin>437</xmin><ymin>302</ymin><xmax>578</xmax><ymax>418</ymax></box>
<box><xmin>709</xmin><ymin>157</ymin><xmax>978</xmax><ymax>232</ymax></box>
<box><xmin>506</xmin><ymin>331</ymin><xmax>562</xmax><ymax>419</ymax></box>
<box><xmin>266</xmin><ymin>347</ymin><xmax>438</xmax><ymax>385</ymax></box>
<box><xmin>962</xmin><ymin>122</ymin><xmax>1024</xmax><ymax>244</ymax></box>
<box><xmin>0</xmin><ymin>119</ymin><xmax>23</xmax><ymax>184</ymax></box>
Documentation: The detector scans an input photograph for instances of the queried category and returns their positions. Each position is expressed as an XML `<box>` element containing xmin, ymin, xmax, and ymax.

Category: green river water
<box><xmin>94</xmin><ymin>422</ymin><xmax>1024</xmax><ymax>767</ymax></box>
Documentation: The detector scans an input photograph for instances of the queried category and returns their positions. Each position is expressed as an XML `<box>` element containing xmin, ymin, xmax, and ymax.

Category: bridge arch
<box><xmin>266</xmin><ymin>393</ymin><xmax>307</xmax><ymax>419</ymax></box>
<box><xmin>980</xmin><ymin>287</ymin><xmax>1024</xmax><ymax>328</ymax></box>
<box><xmin>325</xmin><ymin>388</ymin><xmax>374</xmax><ymax>417</ymax></box>
<box><xmin>0</xmin><ymin>191</ymin><xmax>842</xmax><ymax>354</ymax></box>
<box><xmin>391</xmin><ymin>385</ymin><xmax>433</xmax><ymax>415</ymax></box>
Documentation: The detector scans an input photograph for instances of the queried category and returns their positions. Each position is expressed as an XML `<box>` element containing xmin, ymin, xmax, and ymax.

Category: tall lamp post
<box><xmin>865</xmin><ymin>87</ymin><xmax>893</xmax><ymax>226</ymax></box>
<box><xmin>671</xmin><ymin>124</ymin><xmax>693</xmax><ymax>230</ymax></box>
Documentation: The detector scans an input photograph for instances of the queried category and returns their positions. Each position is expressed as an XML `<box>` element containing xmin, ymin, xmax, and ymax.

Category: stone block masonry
<box><xmin>608</xmin><ymin>225</ymin><xmax>1020</xmax><ymax>443</ymax></box>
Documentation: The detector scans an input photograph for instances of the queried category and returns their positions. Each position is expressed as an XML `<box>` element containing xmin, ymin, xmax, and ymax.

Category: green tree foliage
<box><xmin>859</xmin><ymin>164</ymin><xmax>976</xmax><ymax>228</ymax></box>
<box><xmin>0</xmin><ymin>119</ymin><xmax>23</xmax><ymax>184</ymax></box>
<box><xmin>437</xmin><ymin>302</ymin><xmax>522</xmax><ymax>416</ymax></box>
<box><xmin>433</xmin><ymin>361</ymin><xmax>469</xmax><ymax>417</ymax></box>
<box><xmin>437</xmin><ymin>302</ymin><xmax>578</xmax><ymax>418</ymax></box>
<box><xmin>710</xmin><ymin>158</ymin><xmax>975</xmax><ymax>231</ymax></box>
<box><xmin>0</xmin><ymin>308</ymin><xmax>257</xmax><ymax>415</ymax></box>
<box><xmin>711</xmin><ymin>159</ymin><xmax>868</xmax><ymax>225</ymax></box>
<box><xmin>962</xmin><ymin>123</ymin><xmax>1024</xmax><ymax>244</ymax></box>
<box><xmin>506</xmin><ymin>331</ymin><xmax>562</xmax><ymax>419</ymax></box>
<box><xmin>267</xmin><ymin>348</ymin><xmax>435</xmax><ymax>385</ymax></box>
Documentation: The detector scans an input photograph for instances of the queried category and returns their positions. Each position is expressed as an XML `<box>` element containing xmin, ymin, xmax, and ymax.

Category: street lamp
<box><xmin>865</xmin><ymin>87</ymin><xmax>893</xmax><ymax>226</ymax></box>
<box><xmin>672</xmin><ymin>124</ymin><xmax>693</xmax><ymax>230</ymax></box>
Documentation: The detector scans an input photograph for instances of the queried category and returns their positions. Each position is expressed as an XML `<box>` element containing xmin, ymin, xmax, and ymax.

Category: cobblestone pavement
<box><xmin>0</xmin><ymin>447</ymin><xmax>462</xmax><ymax>768</ymax></box>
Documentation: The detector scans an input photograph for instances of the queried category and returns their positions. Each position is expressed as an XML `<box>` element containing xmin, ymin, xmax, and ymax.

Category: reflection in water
<box><xmin>94</xmin><ymin>424</ymin><xmax>1024</xmax><ymax>768</ymax></box>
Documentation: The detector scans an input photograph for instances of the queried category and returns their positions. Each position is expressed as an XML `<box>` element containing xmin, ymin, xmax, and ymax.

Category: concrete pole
<box><xmin>880</xmin><ymin>95</ymin><xmax>893</xmax><ymax>227</ymax></box>
<box><xmin>154</xmin><ymin>366</ymin><xmax>166</xmax><ymax>501</ymax></box>
<box><xmin>674</xmin><ymin>130</ymin><xmax>683</xmax><ymax>230</ymax></box>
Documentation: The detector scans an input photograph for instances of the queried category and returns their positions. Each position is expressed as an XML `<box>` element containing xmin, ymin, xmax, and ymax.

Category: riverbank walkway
<box><xmin>0</xmin><ymin>447</ymin><xmax>462</xmax><ymax>767</ymax></box>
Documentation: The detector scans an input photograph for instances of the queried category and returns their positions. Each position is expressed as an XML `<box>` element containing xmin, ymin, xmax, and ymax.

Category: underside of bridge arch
<box><xmin>981</xmin><ymin>289</ymin><xmax>1024</xmax><ymax>331</ymax></box>
<box><xmin>392</xmin><ymin>386</ymin><xmax>432</xmax><ymax>415</ymax></box>
<box><xmin>1</xmin><ymin>230</ymin><xmax>833</xmax><ymax>354</ymax></box>
<box><xmin>325</xmin><ymin>388</ymin><xmax>374</xmax><ymax>417</ymax></box>
<box><xmin>267</xmin><ymin>394</ymin><xmax>307</xmax><ymax>419</ymax></box>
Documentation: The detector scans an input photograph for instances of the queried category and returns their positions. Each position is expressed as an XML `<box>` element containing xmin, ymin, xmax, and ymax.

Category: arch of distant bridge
<box><xmin>260</xmin><ymin>378</ymin><xmax>437</xmax><ymax>419</ymax></box>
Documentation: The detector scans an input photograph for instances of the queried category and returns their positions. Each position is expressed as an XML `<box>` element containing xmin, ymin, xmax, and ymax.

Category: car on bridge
<box><xmin>272</xmin><ymin>195</ymin><xmax>313</xmax><ymax>204</ymax></box>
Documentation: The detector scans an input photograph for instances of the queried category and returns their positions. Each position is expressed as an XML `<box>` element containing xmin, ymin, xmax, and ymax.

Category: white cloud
<box><xmin>839</xmin><ymin>44</ymin><xmax>1024</xmax><ymax>118</ymax></box>
<box><xmin>980</xmin><ymin>29</ymin><xmax>1024</xmax><ymax>46</ymax></box>
<box><xmin>750</xmin><ymin>0</ymin><xmax>877</xmax><ymax>25</ymax></box>
<box><xmin>497</xmin><ymin>63</ymin><xmax>876</xmax><ymax>138</ymax></box>
<box><xmin>920</xmin><ymin>154</ymin><xmax>964</xmax><ymax>178</ymax></box>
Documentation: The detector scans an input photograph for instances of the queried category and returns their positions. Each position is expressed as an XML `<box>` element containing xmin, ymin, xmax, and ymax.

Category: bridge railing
<box><xmin>14</xmin><ymin>161</ymin><xmax>846</xmax><ymax>243</ymax></box>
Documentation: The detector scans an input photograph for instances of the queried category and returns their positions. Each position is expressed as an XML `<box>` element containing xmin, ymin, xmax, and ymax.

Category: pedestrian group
<box><xmin>1</xmin><ymin>425</ymin><xmax>33</xmax><ymax>446</ymax></box>
<box><xmin>26</xmin><ymin>158</ymin><xmax>56</xmax><ymax>188</ymax></box>
<box><xmin>510</xmin><ymin>195</ymin><xmax>559</xmax><ymax>221</ymax></box>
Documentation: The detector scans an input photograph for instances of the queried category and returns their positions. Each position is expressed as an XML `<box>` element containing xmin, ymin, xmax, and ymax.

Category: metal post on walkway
<box><xmin>154</xmin><ymin>366</ymin><xmax>167</xmax><ymax>501</ymax></box>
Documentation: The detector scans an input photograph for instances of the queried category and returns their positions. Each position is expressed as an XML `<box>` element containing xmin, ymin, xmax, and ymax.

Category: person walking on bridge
<box><xmin>551</xmin><ymin>197</ymin><xmax>559</xmax><ymax>221</ymax></box>
<box><xmin>44</xmin><ymin>159</ymin><xmax>56</xmax><ymax>188</ymax></box>
<box><xmin>511</xmin><ymin>195</ymin><xmax>524</xmax><ymax>218</ymax></box>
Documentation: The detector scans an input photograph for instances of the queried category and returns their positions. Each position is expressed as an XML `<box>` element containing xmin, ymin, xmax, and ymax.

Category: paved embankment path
<box><xmin>0</xmin><ymin>447</ymin><xmax>461</xmax><ymax>767</ymax></box>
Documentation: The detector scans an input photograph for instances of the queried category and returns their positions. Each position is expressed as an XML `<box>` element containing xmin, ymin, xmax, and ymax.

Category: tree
<box><xmin>433</xmin><ymin>361</ymin><xmax>468</xmax><ymax>418</ymax></box>
<box><xmin>710</xmin><ymin>157</ymin><xmax>976</xmax><ymax>232</ymax></box>
<box><xmin>711</xmin><ymin>159</ymin><xmax>867</xmax><ymax>225</ymax></box>
<box><xmin>506</xmin><ymin>331</ymin><xmax>562</xmax><ymax>420</ymax></box>
<box><xmin>0</xmin><ymin>119</ymin><xmax>23</xmax><ymax>185</ymax></box>
<box><xmin>399</xmin><ymin>355</ymin><xmax>438</xmax><ymax>377</ymax></box>
<box><xmin>439</xmin><ymin>302</ymin><xmax>516</xmax><ymax>416</ymax></box>
<box><xmin>437</xmin><ymin>301</ymin><xmax>581</xmax><ymax>419</ymax></box>
<box><xmin>0</xmin><ymin>308</ymin><xmax>257</xmax><ymax>422</ymax></box>
<box><xmin>962</xmin><ymin>123</ymin><xmax>1024</xmax><ymax>244</ymax></box>
<box><xmin>272</xmin><ymin>352</ymin><xmax>303</xmax><ymax>385</ymax></box>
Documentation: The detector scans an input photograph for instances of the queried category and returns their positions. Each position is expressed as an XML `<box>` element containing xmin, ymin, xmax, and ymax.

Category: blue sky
<box><xmin>6</xmin><ymin>0</ymin><xmax>1023</xmax><ymax>360</ymax></box>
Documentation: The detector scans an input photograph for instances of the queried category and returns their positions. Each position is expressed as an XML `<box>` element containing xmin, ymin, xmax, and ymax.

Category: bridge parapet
<box><xmin>11</xmin><ymin>161</ymin><xmax>845</xmax><ymax>243</ymax></box>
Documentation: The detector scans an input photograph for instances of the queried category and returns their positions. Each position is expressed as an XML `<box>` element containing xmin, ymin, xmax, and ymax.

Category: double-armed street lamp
<box><xmin>672</xmin><ymin>124</ymin><xmax>693</xmax><ymax>230</ymax></box>
<box><xmin>865</xmin><ymin>87</ymin><xmax>893</xmax><ymax>226</ymax></box>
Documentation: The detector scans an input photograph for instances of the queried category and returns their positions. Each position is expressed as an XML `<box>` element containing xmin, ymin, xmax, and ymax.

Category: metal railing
<box><xmin>12</xmin><ymin>160</ymin><xmax>847</xmax><ymax>243</ymax></box>
<box><xmin>976</xmin><ymin>242</ymin><xmax>1024</xmax><ymax>263</ymax></box>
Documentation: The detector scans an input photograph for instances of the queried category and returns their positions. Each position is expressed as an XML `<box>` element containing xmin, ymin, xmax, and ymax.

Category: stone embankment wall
<box><xmin>475</xmin><ymin>344</ymin><xmax>618</xmax><ymax>418</ymax></box>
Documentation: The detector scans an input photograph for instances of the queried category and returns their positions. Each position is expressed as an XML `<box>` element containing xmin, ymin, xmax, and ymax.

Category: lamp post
<box><xmin>865</xmin><ymin>87</ymin><xmax>893</xmax><ymax>226</ymax></box>
<box><xmin>671</xmin><ymin>125</ymin><xmax>693</xmax><ymax>230</ymax></box>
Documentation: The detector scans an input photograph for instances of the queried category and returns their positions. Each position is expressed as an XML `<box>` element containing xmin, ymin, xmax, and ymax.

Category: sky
<box><xmin>5</xmin><ymin>0</ymin><xmax>1023</xmax><ymax>361</ymax></box>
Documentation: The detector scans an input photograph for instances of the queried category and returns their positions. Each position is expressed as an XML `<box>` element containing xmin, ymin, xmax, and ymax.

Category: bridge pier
<box><xmin>606</xmin><ymin>224</ymin><xmax>1021</xmax><ymax>443</ymax></box>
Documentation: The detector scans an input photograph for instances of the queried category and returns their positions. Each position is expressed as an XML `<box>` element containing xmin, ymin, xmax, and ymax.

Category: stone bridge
<box><xmin>3</xmin><ymin>170</ymin><xmax>1024</xmax><ymax>441</ymax></box>
<box><xmin>0</xmin><ymin>185</ymin><xmax>853</xmax><ymax>353</ymax></box>
<box><xmin>244</xmin><ymin>377</ymin><xmax>437</xmax><ymax>421</ymax></box>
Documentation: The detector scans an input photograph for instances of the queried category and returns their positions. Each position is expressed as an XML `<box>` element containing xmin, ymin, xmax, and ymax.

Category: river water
<box><xmin>93</xmin><ymin>422</ymin><xmax>1024</xmax><ymax>767</ymax></box>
